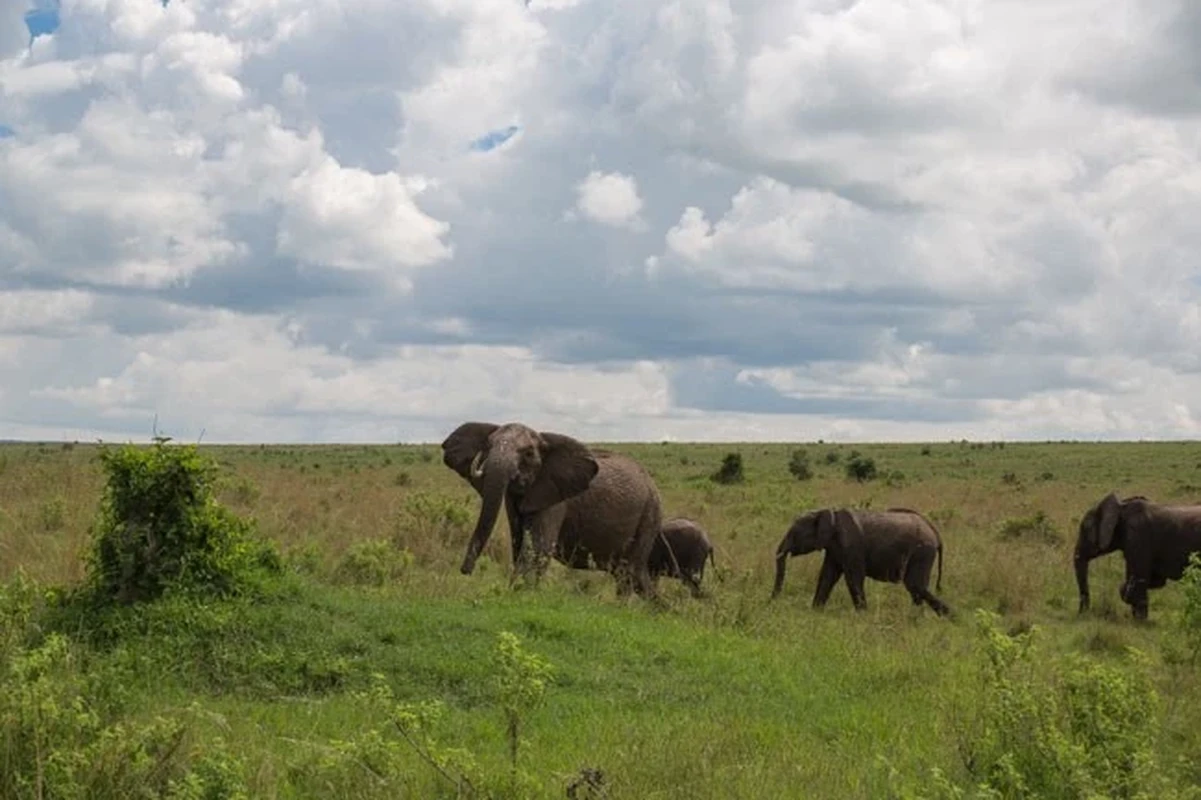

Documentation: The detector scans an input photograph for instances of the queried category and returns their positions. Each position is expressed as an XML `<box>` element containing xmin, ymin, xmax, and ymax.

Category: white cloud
<box><xmin>573</xmin><ymin>170</ymin><xmax>645</xmax><ymax>230</ymax></box>
<box><xmin>2</xmin><ymin>0</ymin><xmax>1201</xmax><ymax>443</ymax></box>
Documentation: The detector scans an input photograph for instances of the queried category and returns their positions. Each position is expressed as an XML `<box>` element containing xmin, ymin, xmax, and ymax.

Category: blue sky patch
<box><xmin>25</xmin><ymin>3</ymin><xmax>61</xmax><ymax>40</ymax></box>
<box><xmin>0</xmin><ymin>125</ymin><xmax>14</xmax><ymax>139</ymax></box>
<box><xmin>469</xmin><ymin>125</ymin><xmax>520</xmax><ymax>152</ymax></box>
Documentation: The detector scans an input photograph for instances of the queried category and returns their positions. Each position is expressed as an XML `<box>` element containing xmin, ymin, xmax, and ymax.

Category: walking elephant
<box><xmin>1074</xmin><ymin>492</ymin><xmax>1201</xmax><ymax>620</ymax></box>
<box><xmin>771</xmin><ymin>506</ymin><xmax>950</xmax><ymax>616</ymax></box>
<box><xmin>648</xmin><ymin>517</ymin><xmax>716</xmax><ymax>597</ymax></box>
<box><xmin>440</xmin><ymin>421</ymin><xmax>663</xmax><ymax>597</ymax></box>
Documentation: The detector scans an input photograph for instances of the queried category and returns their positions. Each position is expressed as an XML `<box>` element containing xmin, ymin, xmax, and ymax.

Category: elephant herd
<box><xmin>442</xmin><ymin>421</ymin><xmax>1201</xmax><ymax>620</ymax></box>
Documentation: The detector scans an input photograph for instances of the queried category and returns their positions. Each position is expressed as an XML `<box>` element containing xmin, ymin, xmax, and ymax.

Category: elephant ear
<box><xmin>441</xmin><ymin>422</ymin><xmax>498</xmax><ymax>483</ymax></box>
<box><xmin>815</xmin><ymin>509</ymin><xmax>838</xmax><ymax>549</ymax></box>
<box><xmin>519</xmin><ymin>432</ymin><xmax>599</xmax><ymax>513</ymax></box>
<box><xmin>1096</xmin><ymin>491</ymin><xmax>1122</xmax><ymax>551</ymax></box>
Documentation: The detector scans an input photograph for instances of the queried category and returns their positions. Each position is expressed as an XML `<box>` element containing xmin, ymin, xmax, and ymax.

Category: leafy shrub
<box><xmin>333</xmin><ymin>539</ymin><xmax>414</xmax><ymax>586</ymax></box>
<box><xmin>1001</xmin><ymin>471</ymin><xmax>1020</xmax><ymax>486</ymax></box>
<box><xmin>920</xmin><ymin>445</ymin><xmax>932</xmax><ymax>456</ymax></box>
<box><xmin>83</xmin><ymin>438</ymin><xmax>280</xmax><ymax>606</ymax></box>
<box><xmin>997</xmin><ymin>510</ymin><xmax>1061</xmax><ymax>545</ymax></box>
<box><xmin>0</xmin><ymin>631</ymin><xmax>249</xmax><ymax>799</ymax></box>
<box><xmin>844</xmin><ymin>453</ymin><xmax>878</xmax><ymax>482</ymax></box>
<box><xmin>787</xmin><ymin>449</ymin><xmax>813</xmax><ymax>481</ymax></box>
<box><xmin>886</xmin><ymin>611</ymin><xmax>1195</xmax><ymax>799</ymax></box>
<box><xmin>710</xmin><ymin>453</ymin><xmax>745</xmax><ymax>485</ymax></box>
<box><xmin>823</xmin><ymin>449</ymin><xmax>841</xmax><ymax>465</ymax></box>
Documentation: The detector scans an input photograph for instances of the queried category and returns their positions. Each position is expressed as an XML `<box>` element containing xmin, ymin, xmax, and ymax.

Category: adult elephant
<box><xmin>1074</xmin><ymin>492</ymin><xmax>1201</xmax><ymax>620</ymax></box>
<box><xmin>649</xmin><ymin>517</ymin><xmax>716</xmax><ymax>598</ymax></box>
<box><xmin>772</xmin><ymin>506</ymin><xmax>950</xmax><ymax>616</ymax></box>
<box><xmin>440</xmin><ymin>421</ymin><xmax>663</xmax><ymax>597</ymax></box>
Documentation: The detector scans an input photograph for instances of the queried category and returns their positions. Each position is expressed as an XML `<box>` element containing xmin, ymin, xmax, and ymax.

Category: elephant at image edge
<box><xmin>772</xmin><ymin>506</ymin><xmax>950</xmax><ymax>616</ymax></box>
<box><xmin>648</xmin><ymin>517</ymin><xmax>716</xmax><ymax>597</ymax></box>
<box><xmin>441</xmin><ymin>421</ymin><xmax>663</xmax><ymax>597</ymax></box>
<box><xmin>1075</xmin><ymin>492</ymin><xmax>1201</xmax><ymax>620</ymax></box>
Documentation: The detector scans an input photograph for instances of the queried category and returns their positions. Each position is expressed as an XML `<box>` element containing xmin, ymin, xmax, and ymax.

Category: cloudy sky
<box><xmin>1</xmin><ymin>0</ymin><xmax>1200</xmax><ymax>444</ymax></box>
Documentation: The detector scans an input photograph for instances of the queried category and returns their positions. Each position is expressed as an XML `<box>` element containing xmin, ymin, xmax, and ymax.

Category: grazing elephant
<box><xmin>772</xmin><ymin>506</ymin><xmax>950</xmax><ymax>616</ymax></box>
<box><xmin>648</xmin><ymin>517</ymin><xmax>716</xmax><ymax>597</ymax></box>
<box><xmin>440</xmin><ymin>421</ymin><xmax>663</xmax><ymax>597</ymax></box>
<box><xmin>1074</xmin><ymin>492</ymin><xmax>1201</xmax><ymax>620</ymax></box>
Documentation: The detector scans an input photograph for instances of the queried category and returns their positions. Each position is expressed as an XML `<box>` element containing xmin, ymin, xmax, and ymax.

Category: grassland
<box><xmin>3</xmin><ymin>438</ymin><xmax>1201</xmax><ymax>798</ymax></box>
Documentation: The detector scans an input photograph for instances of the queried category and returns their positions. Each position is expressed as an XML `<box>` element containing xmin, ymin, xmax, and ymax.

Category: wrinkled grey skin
<box><xmin>441</xmin><ymin>421</ymin><xmax>663</xmax><ymax>597</ymax></box>
<box><xmin>1075</xmin><ymin>492</ymin><xmax>1201</xmax><ymax>620</ymax></box>
<box><xmin>648</xmin><ymin>517</ymin><xmax>715</xmax><ymax>598</ymax></box>
<box><xmin>772</xmin><ymin>506</ymin><xmax>950</xmax><ymax>616</ymax></box>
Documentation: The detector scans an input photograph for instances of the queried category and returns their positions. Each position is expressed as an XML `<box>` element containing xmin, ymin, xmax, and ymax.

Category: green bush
<box><xmin>333</xmin><ymin>539</ymin><xmax>414</xmax><ymax>586</ymax></box>
<box><xmin>996</xmin><ymin>510</ymin><xmax>1061</xmax><ymax>545</ymax></box>
<box><xmin>710</xmin><ymin>453</ymin><xmax>745</xmax><ymax>485</ymax></box>
<box><xmin>83</xmin><ymin>438</ymin><xmax>279</xmax><ymax>606</ymax></box>
<box><xmin>844</xmin><ymin>453</ymin><xmax>878</xmax><ymax>482</ymax></box>
<box><xmin>887</xmin><ymin>610</ymin><xmax>1196</xmax><ymax>799</ymax></box>
<box><xmin>788</xmin><ymin>449</ymin><xmax>813</xmax><ymax>481</ymax></box>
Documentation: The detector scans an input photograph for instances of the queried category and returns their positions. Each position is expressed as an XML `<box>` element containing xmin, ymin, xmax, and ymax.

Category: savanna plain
<box><xmin>4</xmin><ymin>438</ymin><xmax>1201</xmax><ymax>799</ymax></box>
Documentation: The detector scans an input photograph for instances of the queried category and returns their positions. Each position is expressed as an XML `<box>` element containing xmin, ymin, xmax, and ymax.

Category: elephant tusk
<box><xmin>470</xmin><ymin>450</ymin><xmax>486</xmax><ymax>478</ymax></box>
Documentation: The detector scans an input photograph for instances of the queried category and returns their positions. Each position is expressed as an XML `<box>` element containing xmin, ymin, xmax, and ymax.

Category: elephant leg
<box><xmin>683</xmin><ymin>571</ymin><xmax>704</xmax><ymax>598</ymax></box>
<box><xmin>1125</xmin><ymin>577</ymin><xmax>1150</xmax><ymax>620</ymax></box>
<box><xmin>623</xmin><ymin>501</ymin><xmax>661</xmax><ymax>600</ymax></box>
<box><xmin>903</xmin><ymin>553</ymin><xmax>951</xmax><ymax>616</ymax></box>
<box><xmin>522</xmin><ymin>505</ymin><xmax>567</xmax><ymax>584</ymax></box>
<box><xmin>812</xmin><ymin>554</ymin><xmax>843</xmax><ymax>609</ymax></box>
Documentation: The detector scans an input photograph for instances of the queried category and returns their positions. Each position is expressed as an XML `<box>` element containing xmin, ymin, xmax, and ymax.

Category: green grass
<box><xmin>4</xmin><ymin>439</ymin><xmax>1201</xmax><ymax>797</ymax></box>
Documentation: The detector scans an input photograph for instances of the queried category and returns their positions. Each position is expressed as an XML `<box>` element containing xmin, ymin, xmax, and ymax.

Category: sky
<box><xmin>1</xmin><ymin>0</ymin><xmax>1200</xmax><ymax>445</ymax></box>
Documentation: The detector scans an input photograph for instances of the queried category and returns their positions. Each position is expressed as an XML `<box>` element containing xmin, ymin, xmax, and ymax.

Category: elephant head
<box><xmin>441</xmin><ymin>421</ymin><xmax>600</xmax><ymax>575</ymax></box>
<box><xmin>772</xmin><ymin>508</ymin><xmax>857</xmax><ymax>597</ymax></box>
<box><xmin>1074</xmin><ymin>491</ymin><xmax>1123</xmax><ymax>613</ymax></box>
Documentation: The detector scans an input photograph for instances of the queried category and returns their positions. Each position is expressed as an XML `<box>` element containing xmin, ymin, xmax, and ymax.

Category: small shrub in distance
<box><xmin>83</xmin><ymin>437</ymin><xmax>279</xmax><ymax>606</ymax></box>
<box><xmin>710</xmin><ymin>453</ymin><xmax>745</xmax><ymax>485</ymax></box>
<box><xmin>844</xmin><ymin>453</ymin><xmax>878</xmax><ymax>483</ymax></box>
<box><xmin>823</xmin><ymin>449</ymin><xmax>841</xmax><ymax>465</ymax></box>
<box><xmin>997</xmin><ymin>510</ymin><xmax>1061</xmax><ymax>545</ymax></box>
<box><xmin>788</xmin><ymin>449</ymin><xmax>813</xmax><ymax>481</ymax></box>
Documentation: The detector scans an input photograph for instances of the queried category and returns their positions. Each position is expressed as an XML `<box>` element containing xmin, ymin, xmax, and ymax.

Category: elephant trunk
<box><xmin>460</xmin><ymin>451</ymin><xmax>515</xmax><ymax>575</ymax></box>
<box><xmin>1075</xmin><ymin>553</ymin><xmax>1091</xmax><ymax>613</ymax></box>
<box><xmin>772</xmin><ymin>550</ymin><xmax>788</xmax><ymax>599</ymax></box>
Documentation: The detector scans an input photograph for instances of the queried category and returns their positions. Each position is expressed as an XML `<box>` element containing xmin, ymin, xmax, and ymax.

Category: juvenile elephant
<box><xmin>1074</xmin><ymin>492</ymin><xmax>1201</xmax><ymax>620</ymax></box>
<box><xmin>441</xmin><ymin>421</ymin><xmax>663</xmax><ymax>597</ymax></box>
<box><xmin>772</xmin><ymin>506</ymin><xmax>950</xmax><ymax>616</ymax></box>
<box><xmin>648</xmin><ymin>517</ymin><xmax>715</xmax><ymax>597</ymax></box>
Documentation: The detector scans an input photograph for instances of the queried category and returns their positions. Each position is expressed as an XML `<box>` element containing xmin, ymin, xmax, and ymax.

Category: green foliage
<box><xmin>1172</xmin><ymin>553</ymin><xmax>1201</xmax><ymax>666</ymax></box>
<box><xmin>888</xmin><ymin>611</ymin><xmax>1195</xmax><ymax>800</ymax></box>
<box><xmin>844</xmin><ymin>451</ymin><xmax>878</xmax><ymax>482</ymax></box>
<box><xmin>787</xmin><ymin>449</ymin><xmax>813</xmax><ymax>481</ymax></box>
<box><xmin>332</xmin><ymin>539</ymin><xmax>414</xmax><ymax>586</ymax></box>
<box><xmin>710</xmin><ymin>452</ymin><xmax>745</xmax><ymax>485</ymax></box>
<box><xmin>995</xmin><ymin>510</ymin><xmax>1061</xmax><ymax>545</ymax></box>
<box><xmin>83</xmin><ymin>439</ymin><xmax>279</xmax><ymax>605</ymax></box>
<box><xmin>492</xmin><ymin>630</ymin><xmax>555</xmax><ymax>773</ymax></box>
<box><xmin>0</xmin><ymin>630</ymin><xmax>250</xmax><ymax>799</ymax></box>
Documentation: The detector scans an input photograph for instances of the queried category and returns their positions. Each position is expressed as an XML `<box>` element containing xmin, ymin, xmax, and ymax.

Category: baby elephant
<box><xmin>772</xmin><ymin>506</ymin><xmax>950</xmax><ymax>616</ymax></box>
<box><xmin>649</xmin><ymin>518</ymin><xmax>715</xmax><ymax>597</ymax></box>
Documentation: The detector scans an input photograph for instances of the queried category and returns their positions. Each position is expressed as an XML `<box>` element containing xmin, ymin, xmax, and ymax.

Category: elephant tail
<box><xmin>936</xmin><ymin>539</ymin><xmax>943</xmax><ymax>592</ymax></box>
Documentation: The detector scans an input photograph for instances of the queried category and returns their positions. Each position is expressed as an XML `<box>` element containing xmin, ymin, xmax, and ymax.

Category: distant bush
<box><xmin>920</xmin><ymin>445</ymin><xmax>932</xmax><ymax>456</ymax></box>
<box><xmin>82</xmin><ymin>437</ymin><xmax>280</xmax><ymax>606</ymax></box>
<box><xmin>844</xmin><ymin>453</ymin><xmax>878</xmax><ymax>483</ymax></box>
<box><xmin>710</xmin><ymin>453</ymin><xmax>745</xmax><ymax>485</ymax></box>
<box><xmin>997</xmin><ymin>510</ymin><xmax>1061</xmax><ymax>545</ymax></box>
<box><xmin>823</xmin><ymin>449</ymin><xmax>841</xmax><ymax>465</ymax></box>
<box><xmin>787</xmin><ymin>449</ymin><xmax>813</xmax><ymax>481</ymax></box>
<box><xmin>1001</xmin><ymin>471</ymin><xmax>1020</xmax><ymax>486</ymax></box>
